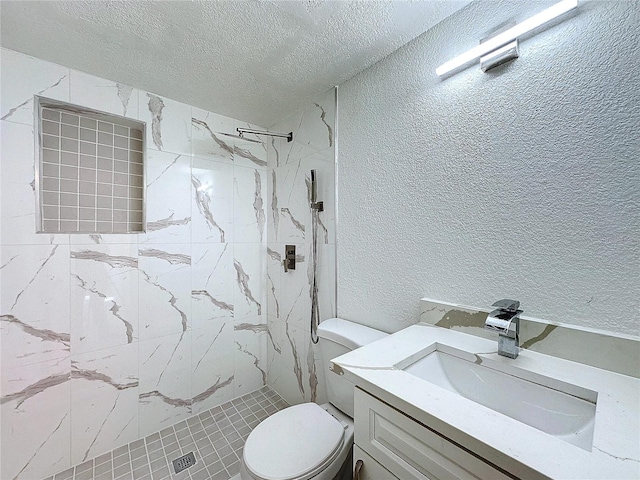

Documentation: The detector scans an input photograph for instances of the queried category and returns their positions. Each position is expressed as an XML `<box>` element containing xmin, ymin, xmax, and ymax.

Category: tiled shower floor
<box><xmin>45</xmin><ymin>386</ymin><xmax>288</xmax><ymax>480</ymax></box>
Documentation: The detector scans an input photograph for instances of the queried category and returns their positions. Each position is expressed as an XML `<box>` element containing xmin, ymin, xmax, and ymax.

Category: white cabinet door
<box><xmin>354</xmin><ymin>445</ymin><xmax>398</xmax><ymax>480</ymax></box>
<box><xmin>355</xmin><ymin>388</ymin><xmax>513</xmax><ymax>480</ymax></box>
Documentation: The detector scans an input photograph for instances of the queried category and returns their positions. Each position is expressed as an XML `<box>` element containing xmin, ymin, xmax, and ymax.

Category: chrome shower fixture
<box><xmin>310</xmin><ymin>169</ymin><xmax>323</xmax><ymax>212</ymax></box>
<box><xmin>310</xmin><ymin>169</ymin><xmax>323</xmax><ymax>344</ymax></box>
<box><xmin>217</xmin><ymin>131</ymin><xmax>263</xmax><ymax>144</ymax></box>
<box><xmin>237</xmin><ymin>127</ymin><xmax>293</xmax><ymax>142</ymax></box>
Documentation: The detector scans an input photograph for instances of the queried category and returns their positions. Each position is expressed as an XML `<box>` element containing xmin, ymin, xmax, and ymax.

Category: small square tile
<box><xmin>42</xmin><ymin>109</ymin><xmax>60</xmax><ymax>121</ymax></box>
<box><xmin>216</xmin><ymin>444</ymin><xmax>232</xmax><ymax>459</ymax></box>
<box><xmin>131</xmin><ymin>455</ymin><xmax>150</xmax><ymax>470</ymax></box>
<box><xmin>95</xmin><ymin>460</ymin><xmax>114</xmax><ymax>476</ymax></box>
<box><xmin>75</xmin><ymin>460</ymin><xmax>94</xmax><ymax>474</ymax></box>
<box><xmin>164</xmin><ymin>442</ymin><xmax>180</xmax><ymax>455</ymax></box>
<box><xmin>150</xmin><ymin>466</ymin><xmax>168</xmax><ymax>480</ymax></box>
<box><xmin>150</xmin><ymin>457</ymin><xmax>167</xmax><ymax>472</ymax></box>
<box><xmin>131</xmin><ymin>446</ymin><xmax>147</xmax><ymax>460</ymax></box>
<box><xmin>227</xmin><ymin>461</ymin><xmax>240</xmax><ymax>476</ymax></box>
<box><xmin>209</xmin><ymin>468</ymin><xmax>229</xmax><ymax>480</ymax></box>
<box><xmin>114</xmin><ymin>445</ymin><xmax>130</xmax><ymax>457</ymax></box>
<box><xmin>95</xmin><ymin>471</ymin><xmax>114</xmax><ymax>480</ymax></box>
<box><xmin>75</xmin><ymin>469</ymin><xmax>94</xmax><ymax>480</ymax></box>
<box><xmin>54</xmin><ymin>467</ymin><xmax>74</xmax><ymax>480</ymax></box>
<box><xmin>114</xmin><ymin>462</ymin><xmax>132</xmax><ymax>478</ymax></box>
<box><xmin>147</xmin><ymin>440</ymin><xmax>163</xmax><ymax>453</ymax></box>
<box><xmin>149</xmin><ymin>448</ymin><xmax>166</xmax><ymax>463</ymax></box>
<box><xmin>133</xmin><ymin>464</ymin><xmax>151</xmax><ymax>479</ymax></box>
<box><xmin>191</xmin><ymin>467</ymin><xmax>210</xmax><ymax>480</ymax></box>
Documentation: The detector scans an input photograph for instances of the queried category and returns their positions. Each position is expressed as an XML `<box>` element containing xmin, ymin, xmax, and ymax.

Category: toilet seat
<box><xmin>243</xmin><ymin>403</ymin><xmax>345</xmax><ymax>480</ymax></box>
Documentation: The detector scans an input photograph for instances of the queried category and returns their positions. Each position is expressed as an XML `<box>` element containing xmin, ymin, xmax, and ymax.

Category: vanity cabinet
<box><xmin>353</xmin><ymin>388</ymin><xmax>513</xmax><ymax>480</ymax></box>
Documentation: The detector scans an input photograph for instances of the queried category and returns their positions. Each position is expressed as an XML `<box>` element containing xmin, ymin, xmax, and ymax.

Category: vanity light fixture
<box><xmin>436</xmin><ymin>0</ymin><xmax>578</xmax><ymax>77</ymax></box>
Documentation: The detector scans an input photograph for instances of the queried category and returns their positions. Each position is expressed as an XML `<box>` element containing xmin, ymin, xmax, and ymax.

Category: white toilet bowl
<box><xmin>239</xmin><ymin>403</ymin><xmax>353</xmax><ymax>480</ymax></box>
<box><xmin>239</xmin><ymin>319</ymin><xmax>387</xmax><ymax>480</ymax></box>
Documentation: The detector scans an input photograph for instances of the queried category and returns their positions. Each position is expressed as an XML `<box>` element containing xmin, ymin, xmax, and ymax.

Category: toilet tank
<box><xmin>318</xmin><ymin>318</ymin><xmax>388</xmax><ymax>418</ymax></box>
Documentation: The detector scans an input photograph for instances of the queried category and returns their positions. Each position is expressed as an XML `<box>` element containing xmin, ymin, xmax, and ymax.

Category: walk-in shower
<box><xmin>310</xmin><ymin>169</ymin><xmax>324</xmax><ymax>343</ymax></box>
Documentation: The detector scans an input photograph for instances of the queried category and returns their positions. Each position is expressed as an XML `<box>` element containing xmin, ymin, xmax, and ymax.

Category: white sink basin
<box><xmin>402</xmin><ymin>344</ymin><xmax>597</xmax><ymax>451</ymax></box>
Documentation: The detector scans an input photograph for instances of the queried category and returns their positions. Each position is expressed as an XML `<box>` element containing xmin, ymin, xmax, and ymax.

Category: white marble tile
<box><xmin>278</xmin><ymin>243</ymin><xmax>309</xmax><ymax>331</ymax></box>
<box><xmin>270</xmin><ymin>89</ymin><xmax>335</xmax><ymax>166</ymax></box>
<box><xmin>191</xmin><ymin>321</ymin><xmax>236</xmax><ymax>414</ymax></box>
<box><xmin>266</xmin><ymin>245</ymin><xmax>283</xmax><ymax>321</ymax></box>
<box><xmin>1</xmin><ymin>357</ymin><xmax>71</xmax><ymax>480</ymax></box>
<box><xmin>275</xmin><ymin>161</ymin><xmax>310</xmax><ymax>244</ymax></box>
<box><xmin>138</xmin><ymin>244</ymin><xmax>191</xmax><ymax>340</ymax></box>
<box><xmin>314</xmin><ymin>242</ymin><xmax>337</xmax><ymax>323</ymax></box>
<box><xmin>140</xmin><ymin>92</ymin><xmax>191</xmax><ymax>155</ymax></box>
<box><xmin>139</xmin><ymin>331</ymin><xmax>192</xmax><ymax>436</ymax></box>
<box><xmin>70</xmin><ymin>244</ymin><xmax>139</xmax><ymax>354</ymax></box>
<box><xmin>1</xmin><ymin>120</ymin><xmax>68</xmax><ymax>246</ymax></box>
<box><xmin>191</xmin><ymin>157</ymin><xmax>234</xmax><ymax>243</ymax></box>
<box><xmin>69</xmin><ymin>233</ymin><xmax>139</xmax><ymax>245</ymax></box>
<box><xmin>274</xmin><ymin>153</ymin><xmax>335</xmax><ymax>245</ymax></box>
<box><xmin>266</xmin><ymin>319</ymin><xmax>308</xmax><ymax>405</ymax></box>
<box><xmin>70</xmin><ymin>343</ymin><xmax>139</xmax><ymax>465</ymax></box>
<box><xmin>69</xmin><ymin>70</ymin><xmax>139</xmax><ymax>119</ymax></box>
<box><xmin>234</xmin><ymin>165</ymin><xmax>267</xmax><ymax>243</ymax></box>
<box><xmin>294</xmin><ymin>89</ymin><xmax>335</xmax><ymax>154</ymax></box>
<box><xmin>268</xmin><ymin>90</ymin><xmax>335</xmax><ymax>169</ymax></box>
<box><xmin>266</xmin><ymin>135</ymin><xmax>281</xmax><ymax>170</ymax></box>
<box><xmin>1</xmin><ymin>48</ymin><xmax>69</xmax><ymax>126</ymax></box>
<box><xmin>191</xmin><ymin>107</ymin><xmax>234</xmax><ymax>163</ymax></box>
<box><xmin>141</xmin><ymin>150</ymin><xmax>191</xmax><ymax>244</ymax></box>
<box><xmin>191</xmin><ymin>243</ymin><xmax>234</xmax><ymax>330</ymax></box>
<box><xmin>234</xmin><ymin>120</ymin><xmax>268</xmax><ymax>170</ymax></box>
<box><xmin>302</xmin><ymin>151</ymin><xmax>336</xmax><ymax>245</ymax></box>
<box><xmin>268</xmin><ymin>130</ymin><xmax>316</xmax><ymax>168</ymax></box>
<box><xmin>234</xmin><ymin>316</ymin><xmax>267</xmax><ymax>398</ymax></box>
<box><xmin>306</xmin><ymin>336</ymin><xmax>328</xmax><ymax>405</ymax></box>
<box><xmin>266</xmin><ymin>169</ymin><xmax>279</xmax><ymax>243</ymax></box>
<box><xmin>233</xmin><ymin>243</ymin><xmax>266</xmax><ymax>321</ymax></box>
<box><xmin>1</xmin><ymin>244</ymin><xmax>70</xmax><ymax>370</ymax></box>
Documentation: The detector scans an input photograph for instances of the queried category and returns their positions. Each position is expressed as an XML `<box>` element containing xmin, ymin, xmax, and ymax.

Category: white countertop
<box><xmin>331</xmin><ymin>323</ymin><xmax>640</xmax><ymax>480</ymax></box>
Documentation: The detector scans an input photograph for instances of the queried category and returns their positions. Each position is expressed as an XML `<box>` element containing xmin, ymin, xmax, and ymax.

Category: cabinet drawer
<box><xmin>354</xmin><ymin>445</ymin><xmax>398</xmax><ymax>480</ymax></box>
<box><xmin>355</xmin><ymin>388</ymin><xmax>513</xmax><ymax>480</ymax></box>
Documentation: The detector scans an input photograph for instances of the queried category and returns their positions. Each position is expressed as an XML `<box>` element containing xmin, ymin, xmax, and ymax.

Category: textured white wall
<box><xmin>337</xmin><ymin>0</ymin><xmax>640</xmax><ymax>335</ymax></box>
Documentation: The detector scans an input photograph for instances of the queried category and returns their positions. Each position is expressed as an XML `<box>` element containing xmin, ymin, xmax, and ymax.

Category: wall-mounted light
<box><xmin>436</xmin><ymin>0</ymin><xmax>578</xmax><ymax>77</ymax></box>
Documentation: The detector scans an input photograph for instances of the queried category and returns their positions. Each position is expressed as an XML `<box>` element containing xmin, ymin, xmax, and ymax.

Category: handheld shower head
<box><xmin>310</xmin><ymin>169</ymin><xmax>317</xmax><ymax>203</ymax></box>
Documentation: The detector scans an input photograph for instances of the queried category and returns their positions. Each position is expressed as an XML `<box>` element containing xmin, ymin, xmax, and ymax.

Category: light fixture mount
<box><xmin>436</xmin><ymin>0</ymin><xmax>578</xmax><ymax>77</ymax></box>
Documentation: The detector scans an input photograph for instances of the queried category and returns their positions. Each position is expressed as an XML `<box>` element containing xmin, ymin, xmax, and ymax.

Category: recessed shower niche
<box><xmin>35</xmin><ymin>96</ymin><xmax>146</xmax><ymax>233</ymax></box>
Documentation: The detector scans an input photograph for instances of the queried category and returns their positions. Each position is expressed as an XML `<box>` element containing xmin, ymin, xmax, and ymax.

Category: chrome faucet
<box><xmin>484</xmin><ymin>299</ymin><xmax>523</xmax><ymax>359</ymax></box>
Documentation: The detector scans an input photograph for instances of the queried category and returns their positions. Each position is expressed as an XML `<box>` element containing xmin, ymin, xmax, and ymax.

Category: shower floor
<box><xmin>44</xmin><ymin>386</ymin><xmax>288</xmax><ymax>480</ymax></box>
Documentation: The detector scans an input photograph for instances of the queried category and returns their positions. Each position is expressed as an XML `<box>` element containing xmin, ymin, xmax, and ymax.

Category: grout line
<box><xmin>51</xmin><ymin>385</ymin><xmax>289</xmax><ymax>480</ymax></box>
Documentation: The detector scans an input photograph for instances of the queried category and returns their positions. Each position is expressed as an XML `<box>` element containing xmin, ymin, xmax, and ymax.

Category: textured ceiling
<box><xmin>0</xmin><ymin>0</ymin><xmax>470</xmax><ymax>126</ymax></box>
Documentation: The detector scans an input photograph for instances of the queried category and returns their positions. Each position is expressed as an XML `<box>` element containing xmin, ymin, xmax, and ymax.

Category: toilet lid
<box><xmin>243</xmin><ymin>403</ymin><xmax>345</xmax><ymax>480</ymax></box>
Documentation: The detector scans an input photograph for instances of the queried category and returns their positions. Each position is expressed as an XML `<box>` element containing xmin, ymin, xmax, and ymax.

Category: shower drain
<box><xmin>172</xmin><ymin>452</ymin><xmax>196</xmax><ymax>474</ymax></box>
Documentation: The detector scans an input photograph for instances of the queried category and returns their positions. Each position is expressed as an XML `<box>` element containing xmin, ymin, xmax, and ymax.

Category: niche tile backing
<box><xmin>37</xmin><ymin>97</ymin><xmax>146</xmax><ymax>234</ymax></box>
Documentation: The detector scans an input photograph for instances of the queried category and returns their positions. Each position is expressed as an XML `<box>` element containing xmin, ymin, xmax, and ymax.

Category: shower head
<box><xmin>217</xmin><ymin>131</ymin><xmax>263</xmax><ymax>144</ymax></box>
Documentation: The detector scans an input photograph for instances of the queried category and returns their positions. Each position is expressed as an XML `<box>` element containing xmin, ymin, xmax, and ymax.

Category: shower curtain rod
<box><xmin>237</xmin><ymin>127</ymin><xmax>293</xmax><ymax>142</ymax></box>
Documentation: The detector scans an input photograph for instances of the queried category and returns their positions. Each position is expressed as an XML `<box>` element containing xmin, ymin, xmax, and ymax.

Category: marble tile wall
<box><xmin>0</xmin><ymin>48</ymin><xmax>268</xmax><ymax>480</ymax></box>
<box><xmin>265</xmin><ymin>89</ymin><xmax>337</xmax><ymax>407</ymax></box>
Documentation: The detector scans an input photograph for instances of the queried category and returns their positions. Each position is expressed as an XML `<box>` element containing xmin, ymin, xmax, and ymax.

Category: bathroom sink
<box><xmin>401</xmin><ymin>344</ymin><xmax>597</xmax><ymax>451</ymax></box>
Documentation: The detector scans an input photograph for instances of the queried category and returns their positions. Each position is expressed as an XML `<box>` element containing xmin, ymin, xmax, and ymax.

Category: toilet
<box><xmin>239</xmin><ymin>318</ymin><xmax>387</xmax><ymax>480</ymax></box>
